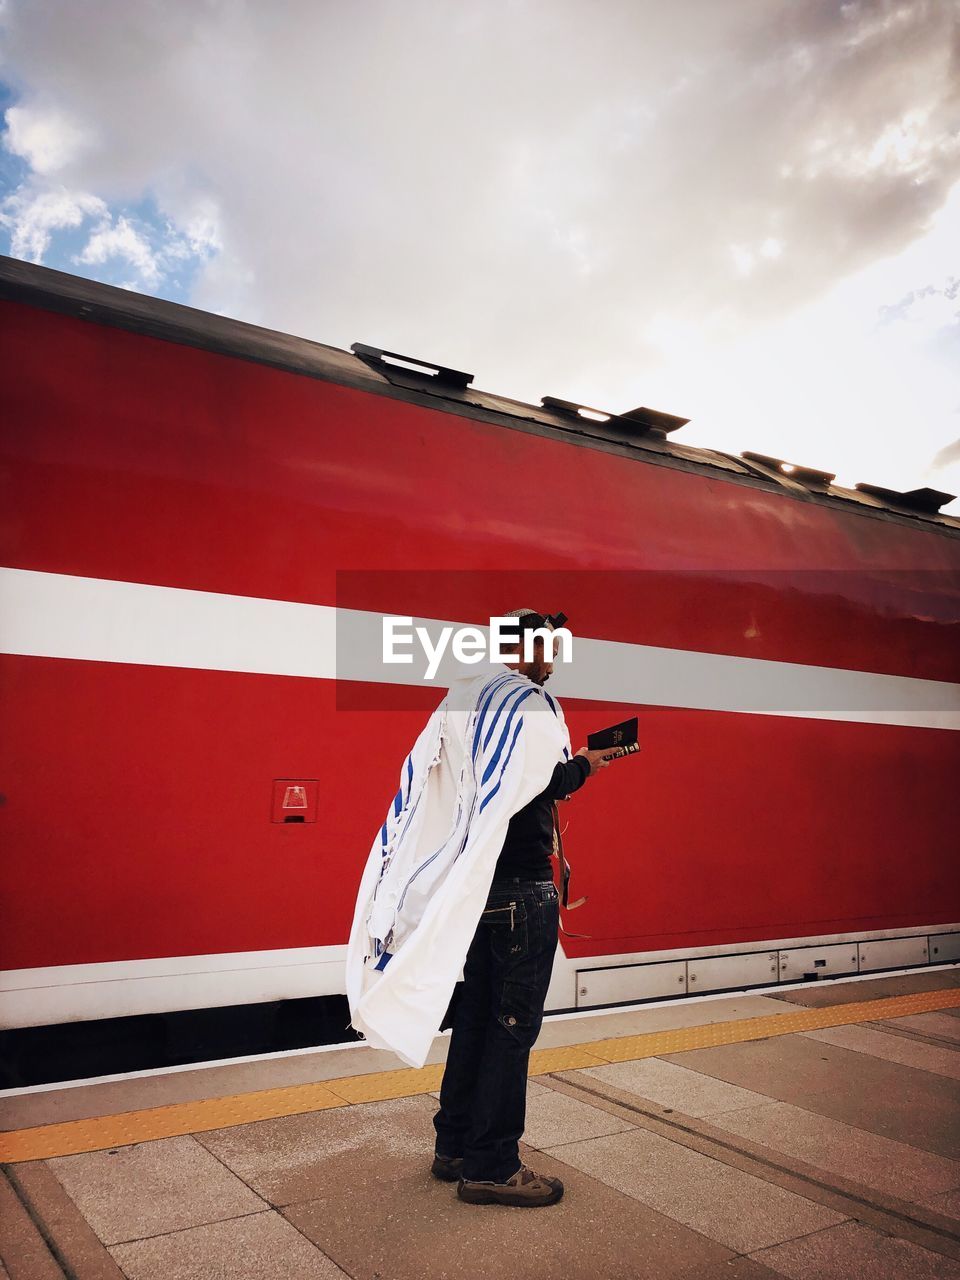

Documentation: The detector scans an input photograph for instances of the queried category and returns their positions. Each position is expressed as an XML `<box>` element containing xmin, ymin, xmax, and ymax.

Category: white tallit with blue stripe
<box><xmin>345</xmin><ymin>662</ymin><xmax>572</xmax><ymax>1067</ymax></box>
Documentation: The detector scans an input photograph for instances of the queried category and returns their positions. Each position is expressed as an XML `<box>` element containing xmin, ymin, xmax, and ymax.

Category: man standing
<box><xmin>433</xmin><ymin>610</ymin><xmax>609</xmax><ymax>1207</ymax></box>
<box><xmin>346</xmin><ymin>607</ymin><xmax>610</xmax><ymax>1206</ymax></box>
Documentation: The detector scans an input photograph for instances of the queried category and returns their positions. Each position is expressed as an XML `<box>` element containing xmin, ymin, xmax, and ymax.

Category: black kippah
<box><xmin>498</xmin><ymin>609</ymin><xmax>557</xmax><ymax>641</ymax></box>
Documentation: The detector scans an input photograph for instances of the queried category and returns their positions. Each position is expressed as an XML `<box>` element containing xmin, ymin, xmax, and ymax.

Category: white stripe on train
<box><xmin>2</xmin><ymin>567</ymin><xmax>958</xmax><ymax>730</ymax></box>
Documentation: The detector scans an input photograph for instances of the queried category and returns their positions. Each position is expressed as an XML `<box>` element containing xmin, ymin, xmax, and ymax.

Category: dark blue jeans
<box><xmin>433</xmin><ymin>876</ymin><xmax>560</xmax><ymax>1182</ymax></box>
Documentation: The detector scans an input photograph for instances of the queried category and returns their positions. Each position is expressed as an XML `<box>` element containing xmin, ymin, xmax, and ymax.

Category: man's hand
<box><xmin>575</xmin><ymin>747</ymin><xmax>614</xmax><ymax>776</ymax></box>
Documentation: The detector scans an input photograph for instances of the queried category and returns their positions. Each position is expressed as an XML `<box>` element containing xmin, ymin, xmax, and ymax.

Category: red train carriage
<box><xmin>1</xmin><ymin>256</ymin><xmax>958</xmax><ymax>1051</ymax></box>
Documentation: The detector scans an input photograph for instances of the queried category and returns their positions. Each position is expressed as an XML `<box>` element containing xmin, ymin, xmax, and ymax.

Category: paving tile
<box><xmin>807</xmin><ymin>1077</ymin><xmax>960</xmax><ymax>1163</ymax></box>
<box><xmin>518</xmin><ymin>1086</ymin><xmax>635</xmax><ymax>1149</ymax></box>
<box><xmin>523</xmin><ymin>1076</ymin><xmax>552</xmax><ymax>1098</ymax></box>
<box><xmin>284</xmin><ymin>1142</ymin><xmax>732</xmax><ymax>1280</ymax></box>
<box><xmin>661</xmin><ymin>1033</ymin><xmax>884</xmax><ymax>1101</ymax></box>
<box><xmin>883</xmin><ymin>1012</ymin><xmax>960</xmax><ymax>1043</ymax></box>
<box><xmin>198</xmin><ymin>1094</ymin><xmax>439</xmax><ymax>1206</ymax></box>
<box><xmin>707</xmin><ymin>1099</ymin><xmax>960</xmax><ymax>1202</ymax></box>
<box><xmin>915</xmin><ymin>1187</ymin><xmax>960</xmax><ymax>1221</ymax></box>
<box><xmin>109</xmin><ymin>1210</ymin><xmax>348</xmax><ymax>1279</ymax></box>
<box><xmin>541</xmin><ymin>1127</ymin><xmax>847</xmax><ymax>1254</ymax></box>
<box><xmin>750</xmin><ymin>1218</ymin><xmax>960</xmax><ymax>1278</ymax></box>
<box><xmin>683</xmin><ymin>1260</ymin><xmax>786</xmax><ymax>1280</ymax></box>
<box><xmin>767</xmin><ymin>971</ymin><xmax>960</xmax><ymax>1007</ymax></box>
<box><xmin>662</xmin><ymin>1033</ymin><xmax>960</xmax><ymax>1159</ymax></box>
<box><xmin>802</xmin><ymin>1024</ymin><xmax>960</xmax><ymax>1079</ymax></box>
<box><xmin>46</xmin><ymin>1134</ymin><xmax>265</xmax><ymax>1244</ymax></box>
<box><xmin>575</xmin><ymin>1057</ymin><xmax>773</xmax><ymax>1116</ymax></box>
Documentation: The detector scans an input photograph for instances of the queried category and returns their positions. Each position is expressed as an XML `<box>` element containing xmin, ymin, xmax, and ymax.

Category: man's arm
<box><xmin>543</xmin><ymin>747</ymin><xmax>611</xmax><ymax>799</ymax></box>
<box><xmin>543</xmin><ymin>756</ymin><xmax>589</xmax><ymax>799</ymax></box>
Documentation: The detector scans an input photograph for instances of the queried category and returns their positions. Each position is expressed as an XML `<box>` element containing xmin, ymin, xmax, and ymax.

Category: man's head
<box><xmin>498</xmin><ymin>608</ymin><xmax>566</xmax><ymax>686</ymax></box>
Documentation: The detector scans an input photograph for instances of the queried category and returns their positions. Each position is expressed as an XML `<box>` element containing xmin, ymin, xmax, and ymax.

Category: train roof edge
<box><xmin>3</xmin><ymin>254</ymin><xmax>958</xmax><ymax>535</ymax></box>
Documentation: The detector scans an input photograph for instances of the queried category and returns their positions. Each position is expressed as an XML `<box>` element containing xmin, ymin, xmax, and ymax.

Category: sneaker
<box><xmin>457</xmin><ymin>1164</ymin><xmax>564</xmax><ymax>1207</ymax></box>
<box><xmin>431</xmin><ymin>1153</ymin><xmax>464</xmax><ymax>1181</ymax></box>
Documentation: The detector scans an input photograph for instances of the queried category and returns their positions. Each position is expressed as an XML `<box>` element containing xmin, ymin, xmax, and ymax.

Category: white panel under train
<box><xmin>777</xmin><ymin>942</ymin><xmax>859</xmax><ymax>983</ymax></box>
<box><xmin>927</xmin><ymin>932</ymin><xmax>960</xmax><ymax>963</ymax></box>
<box><xmin>688</xmin><ymin>951</ymin><xmax>779</xmax><ymax>993</ymax></box>
<box><xmin>575</xmin><ymin>960</ymin><xmax>686</xmax><ymax>1008</ymax></box>
<box><xmin>859</xmin><ymin>935</ymin><xmax>929</xmax><ymax>972</ymax></box>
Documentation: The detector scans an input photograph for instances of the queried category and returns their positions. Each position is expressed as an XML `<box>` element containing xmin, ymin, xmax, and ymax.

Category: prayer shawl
<box><xmin>345</xmin><ymin>663</ymin><xmax>572</xmax><ymax>1068</ymax></box>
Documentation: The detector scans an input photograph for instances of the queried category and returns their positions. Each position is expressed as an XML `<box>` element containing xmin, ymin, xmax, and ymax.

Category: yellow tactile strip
<box><xmin>2</xmin><ymin>987</ymin><xmax>957</xmax><ymax>1163</ymax></box>
<box><xmin>582</xmin><ymin>987</ymin><xmax>960</xmax><ymax>1061</ymax></box>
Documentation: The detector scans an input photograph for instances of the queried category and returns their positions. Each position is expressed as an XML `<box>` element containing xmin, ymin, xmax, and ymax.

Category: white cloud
<box><xmin>3</xmin><ymin>102</ymin><xmax>93</xmax><ymax>172</ymax></box>
<box><xmin>0</xmin><ymin>182</ymin><xmax>106</xmax><ymax>260</ymax></box>
<box><xmin>632</xmin><ymin>182</ymin><xmax>960</xmax><ymax>505</ymax></box>
<box><xmin>730</xmin><ymin>244</ymin><xmax>756</xmax><ymax>276</ymax></box>
<box><xmin>76</xmin><ymin>214</ymin><xmax>161</xmax><ymax>285</ymax></box>
<box><xmin>931</xmin><ymin>439</ymin><xmax>960</xmax><ymax>473</ymax></box>
<box><xmin>803</xmin><ymin>106</ymin><xmax>960</xmax><ymax>182</ymax></box>
<box><xmin>181</xmin><ymin>202</ymin><xmax>221</xmax><ymax>256</ymax></box>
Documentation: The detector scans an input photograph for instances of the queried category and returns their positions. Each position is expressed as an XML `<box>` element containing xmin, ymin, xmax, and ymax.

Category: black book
<box><xmin>587</xmin><ymin>716</ymin><xmax>640</xmax><ymax>759</ymax></box>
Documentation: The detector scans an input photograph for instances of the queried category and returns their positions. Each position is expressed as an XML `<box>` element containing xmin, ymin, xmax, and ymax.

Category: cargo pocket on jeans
<box><xmin>498</xmin><ymin>977</ymin><xmax>543</xmax><ymax>1047</ymax></box>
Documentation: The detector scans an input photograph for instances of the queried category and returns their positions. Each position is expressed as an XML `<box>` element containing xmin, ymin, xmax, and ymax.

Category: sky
<box><xmin>1</xmin><ymin>0</ymin><xmax>959</xmax><ymax>512</ymax></box>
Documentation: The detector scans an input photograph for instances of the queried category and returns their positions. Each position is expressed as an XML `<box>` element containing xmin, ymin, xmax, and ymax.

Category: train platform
<box><xmin>1</xmin><ymin>967</ymin><xmax>959</xmax><ymax>1280</ymax></box>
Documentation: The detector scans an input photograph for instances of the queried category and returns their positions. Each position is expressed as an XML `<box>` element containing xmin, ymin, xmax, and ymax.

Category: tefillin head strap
<box><xmin>551</xmin><ymin>800</ymin><xmax>591</xmax><ymax>939</ymax></box>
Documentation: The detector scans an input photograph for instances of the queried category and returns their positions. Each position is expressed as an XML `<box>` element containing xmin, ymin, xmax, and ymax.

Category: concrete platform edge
<box><xmin>538</xmin><ymin>1070</ymin><xmax>960</xmax><ymax>1262</ymax></box>
<box><xmin>3</xmin><ymin>1162</ymin><xmax>124</xmax><ymax>1280</ymax></box>
<box><xmin>0</xmin><ymin>1167</ymin><xmax>64</xmax><ymax>1280</ymax></box>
